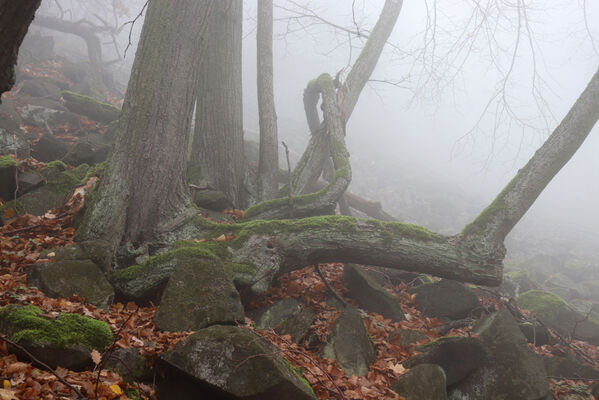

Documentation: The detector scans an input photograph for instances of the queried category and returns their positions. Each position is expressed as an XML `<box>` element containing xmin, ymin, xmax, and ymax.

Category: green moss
<box><xmin>0</xmin><ymin>155</ymin><xmax>17</xmax><ymax>169</ymax></box>
<box><xmin>517</xmin><ymin>290</ymin><xmax>569</xmax><ymax>319</ymax></box>
<box><xmin>364</xmin><ymin>219</ymin><xmax>445</xmax><ymax>243</ymax></box>
<box><xmin>282</xmin><ymin>358</ymin><xmax>316</xmax><ymax>396</ymax></box>
<box><xmin>417</xmin><ymin>335</ymin><xmax>462</xmax><ymax>351</ymax></box>
<box><xmin>124</xmin><ymin>388</ymin><xmax>141</xmax><ymax>400</ymax></box>
<box><xmin>507</xmin><ymin>270</ymin><xmax>530</xmax><ymax>282</ymax></box>
<box><xmin>224</xmin><ymin>262</ymin><xmax>258</xmax><ymax>277</ymax></box>
<box><xmin>112</xmin><ymin>246</ymin><xmax>221</xmax><ymax>282</ymax></box>
<box><xmin>0</xmin><ymin>305</ymin><xmax>113</xmax><ymax>350</ymax></box>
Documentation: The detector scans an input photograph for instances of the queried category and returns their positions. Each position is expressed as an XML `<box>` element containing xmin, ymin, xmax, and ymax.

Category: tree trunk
<box><xmin>257</xmin><ymin>0</ymin><xmax>279</xmax><ymax>201</ymax></box>
<box><xmin>289</xmin><ymin>0</ymin><xmax>403</xmax><ymax>195</ymax></box>
<box><xmin>0</xmin><ymin>0</ymin><xmax>41</xmax><ymax>98</ymax></box>
<box><xmin>192</xmin><ymin>0</ymin><xmax>245</xmax><ymax>208</ymax></box>
<box><xmin>77</xmin><ymin>0</ymin><xmax>215</xmax><ymax>255</ymax></box>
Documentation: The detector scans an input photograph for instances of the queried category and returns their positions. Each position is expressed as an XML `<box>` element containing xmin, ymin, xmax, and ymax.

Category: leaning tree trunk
<box><xmin>245</xmin><ymin>0</ymin><xmax>403</xmax><ymax>220</ymax></box>
<box><xmin>257</xmin><ymin>0</ymin><xmax>279</xmax><ymax>201</ymax></box>
<box><xmin>192</xmin><ymin>0</ymin><xmax>245</xmax><ymax>208</ymax></box>
<box><xmin>76</xmin><ymin>0</ymin><xmax>215</xmax><ymax>258</ymax></box>
<box><xmin>0</xmin><ymin>0</ymin><xmax>41</xmax><ymax>98</ymax></box>
<box><xmin>162</xmin><ymin>65</ymin><xmax>599</xmax><ymax>295</ymax></box>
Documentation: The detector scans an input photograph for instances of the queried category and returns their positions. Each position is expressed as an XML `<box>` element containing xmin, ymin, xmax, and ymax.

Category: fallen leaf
<box><xmin>91</xmin><ymin>349</ymin><xmax>102</xmax><ymax>365</ymax></box>
<box><xmin>0</xmin><ymin>389</ymin><xmax>17</xmax><ymax>400</ymax></box>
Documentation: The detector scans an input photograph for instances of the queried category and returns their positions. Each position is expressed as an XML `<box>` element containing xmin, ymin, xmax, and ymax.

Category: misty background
<box><xmin>28</xmin><ymin>0</ymin><xmax>599</xmax><ymax>263</ymax></box>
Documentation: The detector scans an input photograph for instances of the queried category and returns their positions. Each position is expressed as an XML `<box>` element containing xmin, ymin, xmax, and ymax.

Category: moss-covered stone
<box><xmin>393</xmin><ymin>364</ymin><xmax>448</xmax><ymax>400</ymax></box>
<box><xmin>61</xmin><ymin>90</ymin><xmax>121</xmax><ymax>123</ymax></box>
<box><xmin>0</xmin><ymin>155</ymin><xmax>17</xmax><ymax>201</ymax></box>
<box><xmin>409</xmin><ymin>279</ymin><xmax>481</xmax><ymax>320</ymax></box>
<box><xmin>159</xmin><ymin>325</ymin><xmax>316</xmax><ymax>399</ymax></box>
<box><xmin>27</xmin><ymin>259</ymin><xmax>114</xmax><ymax>308</ymax></box>
<box><xmin>0</xmin><ymin>304</ymin><xmax>112</xmax><ymax>350</ymax></box>
<box><xmin>153</xmin><ymin>256</ymin><xmax>244</xmax><ymax>331</ymax></box>
<box><xmin>517</xmin><ymin>290</ymin><xmax>599</xmax><ymax>344</ymax></box>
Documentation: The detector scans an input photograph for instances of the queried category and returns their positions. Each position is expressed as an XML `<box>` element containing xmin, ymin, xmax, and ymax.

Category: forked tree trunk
<box><xmin>77</xmin><ymin>0</ymin><xmax>215</xmax><ymax>253</ymax></box>
<box><xmin>0</xmin><ymin>0</ymin><xmax>41</xmax><ymax>98</ymax></box>
<box><xmin>257</xmin><ymin>0</ymin><xmax>279</xmax><ymax>201</ymax></box>
<box><xmin>192</xmin><ymin>0</ymin><xmax>245</xmax><ymax>208</ymax></box>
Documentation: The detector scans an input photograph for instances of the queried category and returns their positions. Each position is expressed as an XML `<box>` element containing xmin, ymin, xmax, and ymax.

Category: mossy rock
<box><xmin>61</xmin><ymin>91</ymin><xmax>121</xmax><ymax>123</ymax></box>
<box><xmin>40</xmin><ymin>240</ymin><xmax>112</xmax><ymax>274</ymax></box>
<box><xmin>0</xmin><ymin>304</ymin><xmax>113</xmax><ymax>370</ymax></box>
<box><xmin>343</xmin><ymin>264</ymin><xmax>404</xmax><ymax>322</ymax></box>
<box><xmin>517</xmin><ymin>290</ymin><xmax>599</xmax><ymax>344</ymax></box>
<box><xmin>104</xmin><ymin>348</ymin><xmax>151</xmax><ymax>382</ymax></box>
<box><xmin>448</xmin><ymin>309</ymin><xmax>549</xmax><ymax>400</ymax></box>
<box><xmin>249</xmin><ymin>298</ymin><xmax>315</xmax><ymax>343</ymax></box>
<box><xmin>153</xmin><ymin>256</ymin><xmax>244</xmax><ymax>331</ymax></box>
<box><xmin>111</xmin><ymin>246</ymin><xmax>226</xmax><ymax>305</ymax></box>
<box><xmin>27</xmin><ymin>259</ymin><xmax>114</xmax><ymax>308</ymax></box>
<box><xmin>389</xmin><ymin>328</ymin><xmax>427</xmax><ymax>347</ymax></box>
<box><xmin>393</xmin><ymin>363</ymin><xmax>448</xmax><ymax>400</ymax></box>
<box><xmin>409</xmin><ymin>279</ymin><xmax>481</xmax><ymax>321</ymax></box>
<box><xmin>18</xmin><ymin>162</ymin><xmax>90</xmax><ymax>216</ymax></box>
<box><xmin>319</xmin><ymin>306</ymin><xmax>376</xmax><ymax>376</ymax></box>
<box><xmin>405</xmin><ymin>336</ymin><xmax>487</xmax><ymax>386</ymax></box>
<box><xmin>159</xmin><ymin>325</ymin><xmax>316</xmax><ymax>399</ymax></box>
<box><xmin>543</xmin><ymin>355</ymin><xmax>599</xmax><ymax>380</ymax></box>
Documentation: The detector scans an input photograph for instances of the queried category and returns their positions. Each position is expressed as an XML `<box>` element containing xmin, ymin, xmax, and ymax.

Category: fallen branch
<box><xmin>0</xmin><ymin>334</ymin><xmax>87</xmax><ymax>399</ymax></box>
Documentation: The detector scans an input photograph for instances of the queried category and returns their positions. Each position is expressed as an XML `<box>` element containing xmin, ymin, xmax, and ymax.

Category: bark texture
<box><xmin>193</xmin><ymin>0</ymin><xmax>245</xmax><ymax>208</ymax></box>
<box><xmin>257</xmin><ymin>0</ymin><xmax>279</xmax><ymax>201</ymax></box>
<box><xmin>460</xmin><ymin>66</ymin><xmax>599</xmax><ymax>252</ymax></box>
<box><xmin>77</xmin><ymin>0</ymin><xmax>215</xmax><ymax>253</ymax></box>
<box><xmin>290</xmin><ymin>0</ymin><xmax>403</xmax><ymax>195</ymax></box>
<box><xmin>0</xmin><ymin>0</ymin><xmax>41</xmax><ymax>97</ymax></box>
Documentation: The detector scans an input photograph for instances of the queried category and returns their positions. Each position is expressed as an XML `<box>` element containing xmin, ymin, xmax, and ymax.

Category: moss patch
<box><xmin>0</xmin><ymin>305</ymin><xmax>113</xmax><ymax>350</ymax></box>
<box><xmin>0</xmin><ymin>155</ymin><xmax>17</xmax><ymax>169</ymax></box>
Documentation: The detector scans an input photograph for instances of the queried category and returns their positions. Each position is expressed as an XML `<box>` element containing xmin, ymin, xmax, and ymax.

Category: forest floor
<box><xmin>1</xmin><ymin>185</ymin><xmax>599</xmax><ymax>399</ymax></box>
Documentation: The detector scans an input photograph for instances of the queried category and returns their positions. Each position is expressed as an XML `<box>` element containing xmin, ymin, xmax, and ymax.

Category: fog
<box><xmin>29</xmin><ymin>0</ymin><xmax>599</xmax><ymax>259</ymax></box>
<box><xmin>239</xmin><ymin>0</ymin><xmax>599</xmax><ymax>259</ymax></box>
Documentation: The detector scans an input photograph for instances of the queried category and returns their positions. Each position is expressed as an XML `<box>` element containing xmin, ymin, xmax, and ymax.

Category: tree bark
<box><xmin>77</xmin><ymin>0</ymin><xmax>215</xmax><ymax>254</ymax></box>
<box><xmin>257</xmin><ymin>0</ymin><xmax>279</xmax><ymax>201</ymax></box>
<box><xmin>0</xmin><ymin>0</ymin><xmax>41</xmax><ymax>98</ymax></box>
<box><xmin>289</xmin><ymin>0</ymin><xmax>403</xmax><ymax>195</ymax></box>
<box><xmin>192</xmin><ymin>0</ymin><xmax>245</xmax><ymax>208</ymax></box>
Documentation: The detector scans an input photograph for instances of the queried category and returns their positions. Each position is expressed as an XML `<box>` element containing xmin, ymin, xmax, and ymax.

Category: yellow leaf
<box><xmin>1</xmin><ymin>381</ymin><xmax>9</xmax><ymax>389</ymax></box>
<box><xmin>388</xmin><ymin>362</ymin><xmax>406</xmax><ymax>374</ymax></box>
<box><xmin>109</xmin><ymin>384</ymin><xmax>123</xmax><ymax>395</ymax></box>
<box><xmin>213</xmin><ymin>234</ymin><xmax>227</xmax><ymax>242</ymax></box>
<box><xmin>91</xmin><ymin>349</ymin><xmax>102</xmax><ymax>365</ymax></box>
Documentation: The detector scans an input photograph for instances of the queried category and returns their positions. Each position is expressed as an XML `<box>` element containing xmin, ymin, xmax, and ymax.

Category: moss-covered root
<box><xmin>0</xmin><ymin>305</ymin><xmax>113</xmax><ymax>350</ymax></box>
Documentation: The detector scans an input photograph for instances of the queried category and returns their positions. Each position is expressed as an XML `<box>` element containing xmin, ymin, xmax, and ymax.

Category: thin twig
<box><xmin>0</xmin><ymin>335</ymin><xmax>87</xmax><ymax>399</ymax></box>
<box><xmin>314</xmin><ymin>265</ymin><xmax>347</xmax><ymax>307</ymax></box>
<box><xmin>281</xmin><ymin>141</ymin><xmax>294</xmax><ymax>218</ymax></box>
<box><xmin>94</xmin><ymin>305</ymin><xmax>139</xmax><ymax>400</ymax></box>
<box><xmin>122</xmin><ymin>0</ymin><xmax>149</xmax><ymax>57</ymax></box>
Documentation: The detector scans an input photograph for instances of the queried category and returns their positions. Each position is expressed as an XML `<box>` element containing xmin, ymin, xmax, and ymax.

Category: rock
<box><xmin>249</xmin><ymin>298</ymin><xmax>315</xmax><ymax>343</ymax></box>
<box><xmin>543</xmin><ymin>355</ymin><xmax>599</xmax><ymax>380</ymax></box>
<box><xmin>410</xmin><ymin>280</ymin><xmax>481</xmax><ymax>320</ymax></box>
<box><xmin>0</xmin><ymin>155</ymin><xmax>16</xmax><ymax>201</ymax></box>
<box><xmin>592</xmin><ymin>382</ymin><xmax>599</xmax><ymax>398</ymax></box>
<box><xmin>517</xmin><ymin>290</ymin><xmax>599</xmax><ymax>345</ymax></box>
<box><xmin>342</xmin><ymin>264</ymin><xmax>404</xmax><ymax>321</ymax></box>
<box><xmin>319</xmin><ymin>307</ymin><xmax>376</xmax><ymax>376</ymax></box>
<box><xmin>62</xmin><ymin>139</ymin><xmax>109</xmax><ymax>166</ymax></box>
<box><xmin>16</xmin><ymin>171</ymin><xmax>44</xmax><ymax>196</ymax></box>
<box><xmin>19</xmin><ymin>78</ymin><xmax>61</xmax><ymax>99</ymax></box>
<box><xmin>159</xmin><ymin>325</ymin><xmax>316</xmax><ymax>400</ymax></box>
<box><xmin>448</xmin><ymin>309</ymin><xmax>549</xmax><ymax>400</ymax></box>
<box><xmin>502</xmin><ymin>270</ymin><xmax>539</xmax><ymax>297</ymax></box>
<box><xmin>0</xmin><ymin>105</ymin><xmax>29</xmax><ymax>158</ymax></box>
<box><xmin>61</xmin><ymin>91</ymin><xmax>121</xmax><ymax>123</ymax></box>
<box><xmin>542</xmin><ymin>273</ymin><xmax>589</xmax><ymax>302</ymax></box>
<box><xmin>518</xmin><ymin>322</ymin><xmax>552</xmax><ymax>346</ymax></box>
<box><xmin>20</xmin><ymin>98</ymin><xmax>80</xmax><ymax>128</ymax></box>
<box><xmin>31</xmin><ymin>133</ymin><xmax>69</xmax><ymax>162</ymax></box>
<box><xmin>392</xmin><ymin>364</ymin><xmax>448</xmax><ymax>400</ymax></box>
<box><xmin>389</xmin><ymin>328</ymin><xmax>427</xmax><ymax>347</ymax></box>
<box><xmin>113</xmin><ymin>247</ymin><xmax>215</xmax><ymax>305</ymax></box>
<box><xmin>153</xmin><ymin>256</ymin><xmax>244</xmax><ymax>331</ymax></box>
<box><xmin>192</xmin><ymin>188</ymin><xmax>232</xmax><ymax>211</ymax></box>
<box><xmin>40</xmin><ymin>240</ymin><xmax>112</xmax><ymax>271</ymax></box>
<box><xmin>405</xmin><ymin>336</ymin><xmax>487</xmax><ymax>386</ymax></box>
<box><xmin>27</xmin><ymin>259</ymin><xmax>114</xmax><ymax>308</ymax></box>
<box><xmin>103</xmin><ymin>348</ymin><xmax>150</xmax><ymax>382</ymax></box>
<box><xmin>0</xmin><ymin>304</ymin><xmax>113</xmax><ymax>370</ymax></box>
<box><xmin>18</xmin><ymin>162</ymin><xmax>88</xmax><ymax>215</ymax></box>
